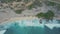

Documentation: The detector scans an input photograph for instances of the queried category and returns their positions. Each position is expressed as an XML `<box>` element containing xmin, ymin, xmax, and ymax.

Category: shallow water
<box><xmin>0</xmin><ymin>19</ymin><xmax>60</xmax><ymax>34</ymax></box>
<box><xmin>4</xmin><ymin>23</ymin><xmax>60</xmax><ymax>34</ymax></box>
<box><xmin>4</xmin><ymin>26</ymin><xmax>44</xmax><ymax>34</ymax></box>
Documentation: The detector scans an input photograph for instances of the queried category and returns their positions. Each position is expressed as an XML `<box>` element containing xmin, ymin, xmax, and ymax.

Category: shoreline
<box><xmin>0</xmin><ymin>16</ymin><xmax>60</xmax><ymax>25</ymax></box>
<box><xmin>0</xmin><ymin>16</ymin><xmax>38</xmax><ymax>25</ymax></box>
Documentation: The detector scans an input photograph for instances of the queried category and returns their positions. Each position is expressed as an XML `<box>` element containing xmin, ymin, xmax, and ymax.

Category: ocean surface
<box><xmin>0</xmin><ymin>19</ymin><xmax>60</xmax><ymax>34</ymax></box>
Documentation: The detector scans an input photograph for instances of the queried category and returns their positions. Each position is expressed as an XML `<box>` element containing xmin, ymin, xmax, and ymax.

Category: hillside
<box><xmin>0</xmin><ymin>0</ymin><xmax>60</xmax><ymax>22</ymax></box>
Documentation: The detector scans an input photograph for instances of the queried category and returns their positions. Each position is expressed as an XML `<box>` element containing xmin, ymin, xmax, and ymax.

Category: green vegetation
<box><xmin>56</xmin><ymin>4</ymin><xmax>60</xmax><ymax>11</ymax></box>
<box><xmin>36</xmin><ymin>13</ymin><xmax>44</xmax><ymax>18</ymax></box>
<box><xmin>45</xmin><ymin>1</ymin><xmax>56</xmax><ymax>6</ymax></box>
<box><xmin>14</xmin><ymin>9</ymin><xmax>23</xmax><ymax>14</ymax></box>
<box><xmin>28</xmin><ymin>0</ymin><xmax>42</xmax><ymax>10</ymax></box>
<box><xmin>33</xmin><ymin>0</ymin><xmax>42</xmax><ymax>7</ymax></box>
<box><xmin>44</xmin><ymin>10</ymin><xmax>54</xmax><ymax>20</ymax></box>
<box><xmin>28</xmin><ymin>4</ymin><xmax>35</xmax><ymax>10</ymax></box>
<box><xmin>1</xmin><ymin>0</ymin><xmax>15</xmax><ymax>3</ymax></box>
<box><xmin>0</xmin><ymin>0</ymin><xmax>22</xmax><ymax>3</ymax></box>
<box><xmin>24</xmin><ymin>0</ymin><xmax>31</xmax><ymax>3</ymax></box>
<box><xmin>16</xmin><ymin>0</ymin><xmax>22</xmax><ymax>2</ymax></box>
<box><xmin>36</xmin><ymin>10</ymin><xmax>54</xmax><ymax>20</ymax></box>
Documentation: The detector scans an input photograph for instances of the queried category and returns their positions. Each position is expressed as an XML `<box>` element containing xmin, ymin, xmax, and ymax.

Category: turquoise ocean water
<box><xmin>0</xmin><ymin>19</ymin><xmax>60</xmax><ymax>34</ymax></box>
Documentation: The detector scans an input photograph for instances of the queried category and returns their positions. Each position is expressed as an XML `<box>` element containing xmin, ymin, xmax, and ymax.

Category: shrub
<box><xmin>28</xmin><ymin>0</ymin><xmax>42</xmax><ymax>10</ymax></box>
<box><xmin>36</xmin><ymin>12</ymin><xmax>44</xmax><ymax>18</ymax></box>
<box><xmin>14</xmin><ymin>9</ymin><xmax>23</xmax><ymax>14</ymax></box>
<box><xmin>45</xmin><ymin>1</ymin><xmax>56</xmax><ymax>6</ymax></box>
<box><xmin>36</xmin><ymin>10</ymin><xmax>54</xmax><ymax>20</ymax></box>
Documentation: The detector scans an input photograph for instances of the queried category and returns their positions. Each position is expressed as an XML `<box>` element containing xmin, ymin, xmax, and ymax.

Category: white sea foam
<box><xmin>45</xmin><ymin>24</ymin><xmax>60</xmax><ymax>29</ymax></box>
<box><xmin>17</xmin><ymin>19</ymin><xmax>60</xmax><ymax>29</ymax></box>
<box><xmin>0</xmin><ymin>30</ymin><xmax>6</xmax><ymax>34</ymax></box>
